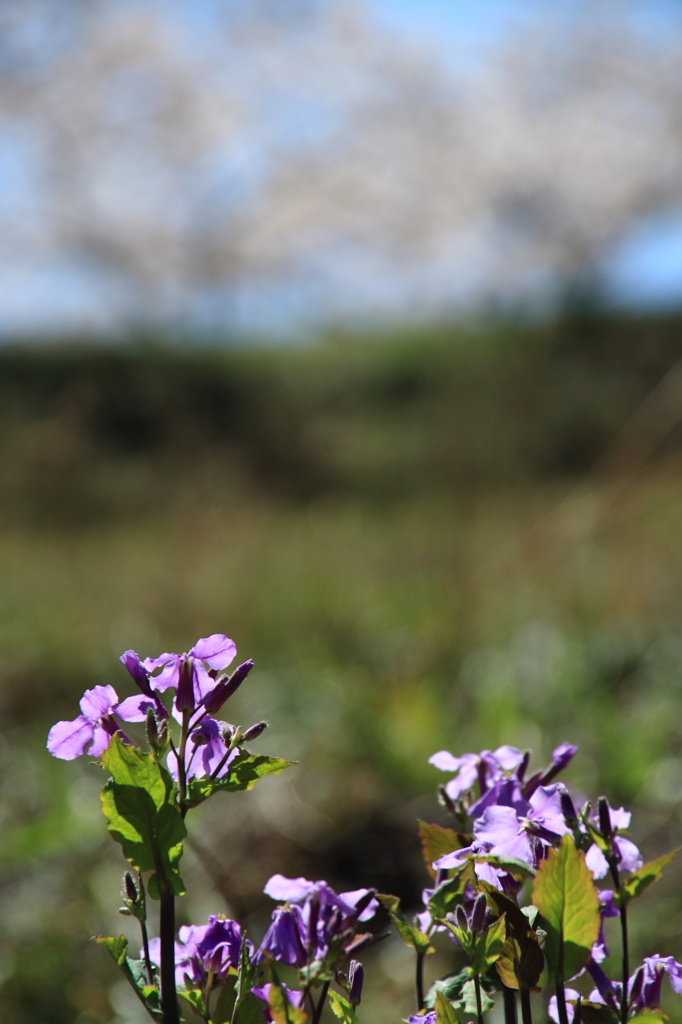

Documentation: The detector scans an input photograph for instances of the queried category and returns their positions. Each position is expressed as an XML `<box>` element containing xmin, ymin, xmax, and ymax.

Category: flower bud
<box><xmin>518</xmin><ymin>750</ymin><xmax>531</xmax><ymax>782</ymax></box>
<box><xmin>242</xmin><ymin>720</ymin><xmax>268</xmax><ymax>743</ymax></box>
<box><xmin>175</xmin><ymin>656</ymin><xmax>195</xmax><ymax>713</ymax></box>
<box><xmin>471</xmin><ymin>893</ymin><xmax>487</xmax><ymax>934</ymax></box>
<box><xmin>560</xmin><ymin>789</ymin><xmax>577</xmax><ymax>823</ymax></box>
<box><xmin>348</xmin><ymin>960</ymin><xmax>364</xmax><ymax>1005</ymax></box>
<box><xmin>598</xmin><ymin>797</ymin><xmax>613</xmax><ymax>839</ymax></box>
<box><xmin>455</xmin><ymin>905</ymin><xmax>468</xmax><ymax>932</ymax></box>
<box><xmin>219</xmin><ymin>721</ymin><xmax>236</xmax><ymax>743</ymax></box>
<box><xmin>629</xmin><ymin>966</ymin><xmax>644</xmax><ymax>1005</ymax></box>
<box><xmin>124</xmin><ymin>872</ymin><xmax>138</xmax><ymax>903</ymax></box>
<box><xmin>202</xmin><ymin>659</ymin><xmax>254</xmax><ymax>715</ymax></box>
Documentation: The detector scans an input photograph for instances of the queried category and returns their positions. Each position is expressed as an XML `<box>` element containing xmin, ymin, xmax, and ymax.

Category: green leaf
<box><xmin>237</xmin><ymin>992</ymin><xmax>273</xmax><ymax>1024</ymax></box>
<box><xmin>479</xmin><ymin>884</ymin><xmax>544</xmax><ymax>990</ymax></box>
<box><xmin>471</xmin><ymin>915</ymin><xmax>506</xmax><ymax>976</ymax></box>
<box><xmin>474</xmin><ymin>854</ymin><xmax>536</xmax><ymax>878</ymax></box>
<box><xmin>435</xmin><ymin>990</ymin><xmax>459</xmax><ymax>1024</ymax></box>
<box><xmin>532</xmin><ymin>834</ymin><xmax>600</xmax><ymax>982</ymax></box>
<box><xmin>93</xmin><ymin>935</ymin><xmax>161</xmax><ymax>1021</ymax></box>
<box><xmin>418</xmin><ymin>820</ymin><xmax>471</xmax><ymax>879</ymax></box>
<box><xmin>100</xmin><ymin>735</ymin><xmax>186</xmax><ymax>897</ymax></box>
<box><xmin>328</xmin><ymin>990</ymin><xmax>358</xmax><ymax>1024</ymax></box>
<box><xmin>426</xmin><ymin>968</ymin><xmax>496</xmax><ymax>1016</ymax></box>
<box><xmin>616</xmin><ymin>848</ymin><xmax>681</xmax><ymax>908</ymax></box>
<box><xmin>185</xmin><ymin>751</ymin><xmax>297</xmax><ymax>808</ymax></box>
<box><xmin>427</xmin><ymin>869</ymin><xmax>470</xmax><ymax>920</ymax></box>
<box><xmin>578</xmin><ymin>1003</ymin><xmax>619</xmax><ymax>1024</ymax></box>
<box><xmin>377</xmin><ymin>893</ymin><xmax>434</xmax><ymax>954</ymax></box>
<box><xmin>628</xmin><ymin>1013</ymin><xmax>668</xmax><ymax>1024</ymax></box>
<box><xmin>266</xmin><ymin>967</ymin><xmax>309</xmax><ymax>1024</ymax></box>
<box><xmin>178</xmin><ymin>988</ymin><xmax>205</xmax><ymax>1016</ymax></box>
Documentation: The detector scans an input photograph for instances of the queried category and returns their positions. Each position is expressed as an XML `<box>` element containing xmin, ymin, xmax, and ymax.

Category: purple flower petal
<box><xmin>115</xmin><ymin>694</ymin><xmax>158</xmax><ymax>722</ymax></box>
<box><xmin>149</xmin><ymin>657</ymin><xmax>182</xmax><ymax>691</ymax></box>
<box><xmin>528</xmin><ymin>785</ymin><xmax>571</xmax><ymax>837</ymax></box>
<box><xmin>47</xmin><ymin>716</ymin><xmax>94</xmax><ymax>760</ymax></box>
<box><xmin>492</xmin><ymin>745</ymin><xmax>525</xmax><ymax>772</ymax></box>
<box><xmin>549</xmin><ymin>989</ymin><xmax>580</xmax><ymax>1024</ymax></box>
<box><xmin>428</xmin><ymin>750</ymin><xmax>463</xmax><ymax>772</ymax></box>
<box><xmin>79</xmin><ymin>685</ymin><xmax>118</xmax><ymax>722</ymax></box>
<box><xmin>551</xmin><ymin>742</ymin><xmax>578</xmax><ymax>771</ymax></box>
<box><xmin>190</xmin><ymin>634</ymin><xmax>237</xmax><ymax>671</ymax></box>
<box><xmin>614</xmin><ymin>837</ymin><xmax>642</xmax><ymax>874</ymax></box>
<box><xmin>119</xmin><ymin>650</ymin><xmax>153</xmax><ymax>695</ymax></box>
<box><xmin>609</xmin><ymin>806</ymin><xmax>631</xmax><ymax>831</ymax></box>
<box><xmin>586</xmin><ymin>844</ymin><xmax>609</xmax><ymax>880</ymax></box>
<box><xmin>339</xmin><ymin>888</ymin><xmax>378</xmax><ymax>922</ymax></box>
<box><xmin>264</xmin><ymin>874</ymin><xmax>317</xmax><ymax>902</ymax></box>
<box><xmin>88</xmin><ymin>722</ymin><xmax>116</xmax><ymax>757</ymax></box>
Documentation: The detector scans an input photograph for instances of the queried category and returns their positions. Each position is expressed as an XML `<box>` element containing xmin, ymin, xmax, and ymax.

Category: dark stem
<box><xmin>520</xmin><ymin>987</ymin><xmax>533</xmax><ymax>1024</ymax></box>
<box><xmin>177</xmin><ymin>711</ymin><xmax>190</xmax><ymax>808</ymax></box>
<box><xmin>554</xmin><ymin>978</ymin><xmax>569</xmax><ymax>1024</ymax></box>
<box><xmin>415</xmin><ymin>948</ymin><xmax>426</xmax><ymax>1012</ymax></box>
<box><xmin>474</xmin><ymin>975</ymin><xmax>484</xmax><ymax>1024</ymax></box>
<box><xmin>503</xmin><ymin>986</ymin><xmax>518</xmax><ymax>1024</ymax></box>
<box><xmin>620</xmin><ymin>902</ymin><xmax>629</xmax><ymax>1024</ymax></box>
<box><xmin>137</xmin><ymin>872</ymin><xmax>154</xmax><ymax>988</ymax></box>
<box><xmin>312</xmin><ymin>980</ymin><xmax>330</xmax><ymax>1024</ymax></box>
<box><xmin>160</xmin><ymin>889</ymin><xmax>180</xmax><ymax>1024</ymax></box>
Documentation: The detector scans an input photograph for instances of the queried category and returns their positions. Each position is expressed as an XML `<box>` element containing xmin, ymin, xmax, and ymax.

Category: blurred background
<box><xmin>2</xmin><ymin>1</ymin><xmax>682</xmax><ymax>1021</ymax></box>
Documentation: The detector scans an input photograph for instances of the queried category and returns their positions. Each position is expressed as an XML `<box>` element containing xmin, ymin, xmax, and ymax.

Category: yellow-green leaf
<box><xmin>377</xmin><ymin>894</ymin><xmax>434</xmax><ymax>954</ymax></box>
<box><xmin>435</xmin><ymin>990</ymin><xmax>459</xmax><ymax>1024</ymax></box>
<box><xmin>100</xmin><ymin>736</ymin><xmax>186</xmax><ymax>897</ymax></box>
<box><xmin>616</xmin><ymin>848</ymin><xmax>681</xmax><ymax>908</ymax></box>
<box><xmin>418</xmin><ymin>820</ymin><xmax>470</xmax><ymax>879</ymax></box>
<box><xmin>186</xmin><ymin>752</ymin><xmax>296</xmax><ymax>808</ymax></box>
<box><xmin>532</xmin><ymin>834</ymin><xmax>600</xmax><ymax>981</ymax></box>
<box><xmin>328</xmin><ymin>990</ymin><xmax>358</xmax><ymax>1024</ymax></box>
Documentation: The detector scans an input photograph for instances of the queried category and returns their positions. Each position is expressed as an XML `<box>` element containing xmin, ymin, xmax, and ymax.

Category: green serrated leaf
<box><xmin>418</xmin><ymin>820</ymin><xmax>471</xmax><ymax>879</ymax></box>
<box><xmin>185</xmin><ymin>751</ymin><xmax>297</xmax><ymax>808</ymax></box>
<box><xmin>532</xmin><ymin>834</ymin><xmax>600</xmax><ymax>982</ymax></box>
<box><xmin>178</xmin><ymin>988</ymin><xmax>205</xmax><ymax>1015</ymax></box>
<box><xmin>93</xmin><ymin>935</ymin><xmax>161</xmax><ymax>1021</ymax></box>
<box><xmin>328</xmin><ymin>990</ymin><xmax>358</xmax><ymax>1024</ymax></box>
<box><xmin>435</xmin><ymin>990</ymin><xmax>460</xmax><ymax>1024</ymax></box>
<box><xmin>377</xmin><ymin>894</ymin><xmax>434</xmax><ymax>954</ymax></box>
<box><xmin>628</xmin><ymin>1013</ymin><xmax>668</xmax><ymax>1023</ymax></box>
<box><xmin>616</xmin><ymin>848</ymin><xmax>681</xmax><ymax>908</ymax></box>
<box><xmin>461</xmin><ymin>979</ymin><xmax>494</xmax><ymax>1015</ymax></box>
<box><xmin>100</xmin><ymin>735</ymin><xmax>186</xmax><ymax>897</ymax></box>
<box><xmin>475</xmin><ymin>854</ymin><xmax>536</xmax><ymax>878</ymax></box>
<box><xmin>237</xmin><ymin>992</ymin><xmax>272</xmax><ymax>1024</ymax></box>
<box><xmin>480</xmin><ymin>883</ymin><xmax>544</xmax><ymax>990</ymax></box>
<box><xmin>427</xmin><ymin>869</ymin><xmax>469</xmax><ymax>920</ymax></box>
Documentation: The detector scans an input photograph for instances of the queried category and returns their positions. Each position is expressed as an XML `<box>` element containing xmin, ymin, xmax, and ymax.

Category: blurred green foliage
<box><xmin>1</xmin><ymin>312</ymin><xmax>682</xmax><ymax>1022</ymax></box>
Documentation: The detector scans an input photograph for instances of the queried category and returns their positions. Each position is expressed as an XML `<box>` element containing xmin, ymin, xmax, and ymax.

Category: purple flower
<box><xmin>470</xmin><ymin>784</ymin><xmax>570</xmax><ymax>866</ymax></box>
<box><xmin>429</xmin><ymin>746</ymin><xmax>526</xmax><ymax>811</ymax></box>
<box><xmin>143</xmin><ymin>634</ymin><xmax>237</xmax><ymax>696</ymax></box>
<box><xmin>584</xmin><ymin>801</ymin><xmax>642</xmax><ymax>880</ymax></box>
<box><xmin>167</xmin><ymin>717</ymin><xmax>238</xmax><ymax>782</ymax></box>
<box><xmin>407</xmin><ymin>1014</ymin><xmax>437</xmax><ymax>1024</ymax></box>
<box><xmin>252</xmin><ymin>984</ymin><xmax>304</xmax><ymax>1024</ymax></box>
<box><xmin>148</xmin><ymin>914</ymin><xmax>250</xmax><ymax>989</ymax></box>
<box><xmin>523</xmin><ymin>743</ymin><xmax>578</xmax><ymax>797</ymax></box>
<box><xmin>258</xmin><ymin>875</ymin><xmax>378</xmax><ymax>967</ymax></box>
<box><xmin>549</xmin><ymin>988</ymin><xmax>581</xmax><ymax>1024</ymax></box>
<box><xmin>46</xmin><ymin>684</ymin><xmax>156</xmax><ymax>760</ymax></box>
<box><xmin>629</xmin><ymin>955</ymin><xmax>682</xmax><ymax>1011</ymax></box>
<box><xmin>591</xmin><ymin>889</ymin><xmax>619</xmax><ymax>964</ymax></box>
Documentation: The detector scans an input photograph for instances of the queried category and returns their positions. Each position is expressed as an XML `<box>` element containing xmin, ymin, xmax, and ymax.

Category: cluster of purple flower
<box><xmin>47</xmin><ymin>633</ymin><xmax>258</xmax><ymax>781</ymax></box>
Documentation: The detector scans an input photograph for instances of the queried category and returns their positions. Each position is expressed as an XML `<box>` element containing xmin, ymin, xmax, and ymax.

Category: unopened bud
<box><xmin>203</xmin><ymin>659</ymin><xmax>254</xmax><ymax>715</ymax></box>
<box><xmin>348</xmin><ymin>960</ymin><xmax>364</xmax><ymax>1005</ymax></box>
<box><xmin>175</xmin><ymin>657</ymin><xmax>195</xmax><ymax>713</ymax></box>
<box><xmin>124</xmin><ymin>872</ymin><xmax>138</xmax><ymax>903</ymax></box>
<box><xmin>560</xmin><ymin>789</ymin><xmax>577</xmax><ymax>822</ymax></box>
<box><xmin>146</xmin><ymin>708</ymin><xmax>158</xmax><ymax>744</ymax></box>
<box><xmin>629</xmin><ymin>966</ymin><xmax>644</xmax><ymax>1006</ymax></box>
<box><xmin>438</xmin><ymin>785</ymin><xmax>456</xmax><ymax>814</ymax></box>
<box><xmin>455</xmin><ymin>905</ymin><xmax>468</xmax><ymax>932</ymax></box>
<box><xmin>219</xmin><ymin>721</ymin><xmax>236</xmax><ymax>743</ymax></box>
<box><xmin>190</xmin><ymin>729</ymin><xmax>209</xmax><ymax>746</ymax></box>
<box><xmin>471</xmin><ymin>894</ymin><xmax>487</xmax><ymax>934</ymax></box>
<box><xmin>518</xmin><ymin>750</ymin><xmax>531</xmax><ymax>782</ymax></box>
<box><xmin>598</xmin><ymin>797</ymin><xmax>612</xmax><ymax>839</ymax></box>
<box><xmin>242</xmin><ymin>720</ymin><xmax>268</xmax><ymax>743</ymax></box>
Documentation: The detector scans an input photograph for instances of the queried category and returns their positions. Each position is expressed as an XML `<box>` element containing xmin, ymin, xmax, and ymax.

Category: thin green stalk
<box><xmin>520</xmin><ymin>987</ymin><xmax>533</xmax><ymax>1024</ymax></box>
<box><xmin>502</xmin><ymin>986</ymin><xmax>518</xmax><ymax>1024</ymax></box>
<box><xmin>620</xmin><ymin>903</ymin><xmax>629</xmax><ymax>1024</ymax></box>
<box><xmin>313</xmin><ymin>981</ymin><xmax>330</xmax><ymax>1024</ymax></box>
<box><xmin>554</xmin><ymin>978</ymin><xmax>569</xmax><ymax>1024</ymax></box>
<box><xmin>415</xmin><ymin>948</ymin><xmax>426</xmax><ymax>1012</ymax></box>
<box><xmin>160</xmin><ymin>888</ymin><xmax>180</xmax><ymax>1024</ymax></box>
<box><xmin>474</xmin><ymin>975</ymin><xmax>484</xmax><ymax>1024</ymax></box>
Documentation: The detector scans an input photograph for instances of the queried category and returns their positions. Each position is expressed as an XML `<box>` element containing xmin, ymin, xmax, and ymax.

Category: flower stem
<box><xmin>554</xmin><ymin>978</ymin><xmax>569</xmax><ymax>1024</ymax></box>
<box><xmin>415</xmin><ymin>948</ymin><xmax>425</xmax><ymax>1012</ymax></box>
<box><xmin>503</xmin><ymin>985</ymin><xmax>518</xmax><ymax>1024</ymax></box>
<box><xmin>137</xmin><ymin>872</ymin><xmax>154</xmax><ymax>987</ymax></box>
<box><xmin>620</xmin><ymin>903</ymin><xmax>629</xmax><ymax>1024</ymax></box>
<box><xmin>474</xmin><ymin>974</ymin><xmax>484</xmax><ymax>1024</ymax></box>
<box><xmin>313</xmin><ymin>980</ymin><xmax>330</xmax><ymax>1024</ymax></box>
<box><xmin>520</xmin><ymin>987</ymin><xmax>533</xmax><ymax>1024</ymax></box>
<box><xmin>160</xmin><ymin>888</ymin><xmax>180</xmax><ymax>1024</ymax></box>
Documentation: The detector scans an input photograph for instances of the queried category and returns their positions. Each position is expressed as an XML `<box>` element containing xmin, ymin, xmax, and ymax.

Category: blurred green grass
<box><xmin>1</xmin><ymin>314</ymin><xmax>682</xmax><ymax>1022</ymax></box>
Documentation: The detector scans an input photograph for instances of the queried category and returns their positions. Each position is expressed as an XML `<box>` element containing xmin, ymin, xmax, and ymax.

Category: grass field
<box><xmin>1</xmin><ymin>317</ymin><xmax>682</xmax><ymax>1021</ymax></box>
